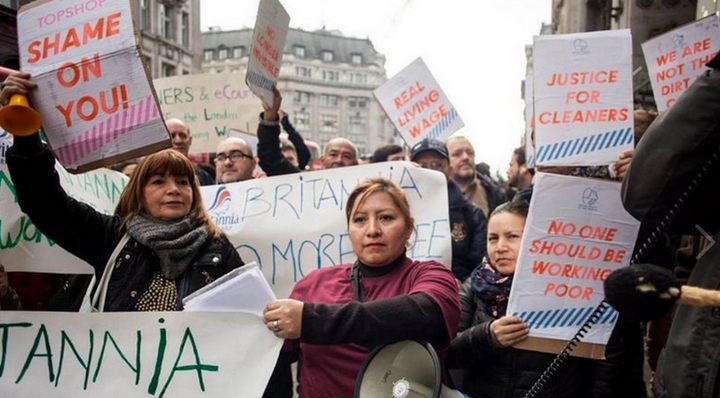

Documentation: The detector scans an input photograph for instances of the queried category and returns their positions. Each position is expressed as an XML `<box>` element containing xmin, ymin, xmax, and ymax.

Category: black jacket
<box><xmin>622</xmin><ymin>55</ymin><xmax>720</xmax><ymax>398</ymax></box>
<box><xmin>7</xmin><ymin>137</ymin><xmax>243</xmax><ymax>311</ymax></box>
<box><xmin>446</xmin><ymin>279</ymin><xmax>593</xmax><ymax>398</ymax></box>
<box><xmin>257</xmin><ymin>114</ymin><xmax>311</xmax><ymax>176</ymax></box>
<box><xmin>448</xmin><ymin>180</ymin><xmax>487</xmax><ymax>281</ymax></box>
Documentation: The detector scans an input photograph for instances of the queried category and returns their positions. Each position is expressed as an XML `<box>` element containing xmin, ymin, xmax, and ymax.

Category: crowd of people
<box><xmin>1</xmin><ymin>53</ymin><xmax>719</xmax><ymax>398</ymax></box>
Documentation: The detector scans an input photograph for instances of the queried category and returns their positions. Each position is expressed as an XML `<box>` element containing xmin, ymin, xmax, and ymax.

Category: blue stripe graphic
<box><xmin>536</xmin><ymin>126</ymin><xmax>633</xmax><ymax>163</ymax></box>
<box><xmin>514</xmin><ymin>307</ymin><xmax>618</xmax><ymax>330</ymax></box>
<box><xmin>425</xmin><ymin>108</ymin><xmax>459</xmax><ymax>140</ymax></box>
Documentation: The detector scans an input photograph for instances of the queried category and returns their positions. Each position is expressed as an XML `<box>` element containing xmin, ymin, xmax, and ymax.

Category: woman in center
<box><xmin>262</xmin><ymin>178</ymin><xmax>461</xmax><ymax>398</ymax></box>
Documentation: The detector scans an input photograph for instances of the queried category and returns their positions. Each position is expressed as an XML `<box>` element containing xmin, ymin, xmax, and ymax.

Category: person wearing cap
<box><xmin>411</xmin><ymin>138</ymin><xmax>488</xmax><ymax>283</ymax></box>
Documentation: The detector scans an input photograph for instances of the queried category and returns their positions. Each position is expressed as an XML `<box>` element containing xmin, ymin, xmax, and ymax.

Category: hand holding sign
<box><xmin>490</xmin><ymin>316</ymin><xmax>530</xmax><ymax>347</ymax></box>
<box><xmin>264</xmin><ymin>298</ymin><xmax>304</xmax><ymax>339</ymax></box>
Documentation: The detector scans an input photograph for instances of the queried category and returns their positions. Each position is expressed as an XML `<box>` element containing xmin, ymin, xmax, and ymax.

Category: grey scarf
<box><xmin>126</xmin><ymin>213</ymin><xmax>209</xmax><ymax>280</ymax></box>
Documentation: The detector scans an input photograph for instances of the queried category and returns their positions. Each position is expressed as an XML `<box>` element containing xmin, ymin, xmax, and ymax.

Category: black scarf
<box><xmin>126</xmin><ymin>212</ymin><xmax>209</xmax><ymax>280</ymax></box>
<box><xmin>471</xmin><ymin>258</ymin><xmax>513</xmax><ymax>318</ymax></box>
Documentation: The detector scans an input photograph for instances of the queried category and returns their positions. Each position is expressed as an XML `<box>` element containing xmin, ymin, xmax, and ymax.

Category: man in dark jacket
<box><xmin>622</xmin><ymin>55</ymin><xmax>720</xmax><ymax>398</ymax></box>
<box><xmin>411</xmin><ymin>138</ymin><xmax>488</xmax><ymax>283</ymax></box>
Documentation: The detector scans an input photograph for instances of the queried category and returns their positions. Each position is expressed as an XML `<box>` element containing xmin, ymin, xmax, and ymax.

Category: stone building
<box><xmin>201</xmin><ymin>27</ymin><xmax>397</xmax><ymax>156</ymax></box>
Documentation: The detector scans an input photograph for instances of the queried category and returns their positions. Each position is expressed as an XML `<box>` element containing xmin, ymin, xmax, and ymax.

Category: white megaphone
<box><xmin>355</xmin><ymin>340</ymin><xmax>470</xmax><ymax>398</ymax></box>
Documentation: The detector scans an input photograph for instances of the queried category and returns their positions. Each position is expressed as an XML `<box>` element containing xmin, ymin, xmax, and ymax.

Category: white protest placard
<box><xmin>0</xmin><ymin>161</ymin><xmax>126</xmax><ymax>274</ymax></box>
<box><xmin>0</xmin><ymin>311</ymin><xmax>282</xmax><ymax>398</ymax></box>
<box><xmin>533</xmin><ymin>30</ymin><xmax>634</xmax><ymax>166</ymax></box>
<box><xmin>374</xmin><ymin>57</ymin><xmax>464</xmax><ymax>148</ymax></box>
<box><xmin>524</xmin><ymin>75</ymin><xmax>535</xmax><ymax>168</ymax></box>
<box><xmin>246</xmin><ymin>0</ymin><xmax>290</xmax><ymax>105</ymax></box>
<box><xmin>642</xmin><ymin>15</ymin><xmax>720</xmax><ymax>112</ymax></box>
<box><xmin>17</xmin><ymin>0</ymin><xmax>168</xmax><ymax>173</ymax></box>
<box><xmin>154</xmin><ymin>73</ymin><xmax>261</xmax><ymax>155</ymax></box>
<box><xmin>507</xmin><ymin>173</ymin><xmax>640</xmax><ymax>346</ymax></box>
<box><xmin>200</xmin><ymin>162</ymin><xmax>452</xmax><ymax>298</ymax></box>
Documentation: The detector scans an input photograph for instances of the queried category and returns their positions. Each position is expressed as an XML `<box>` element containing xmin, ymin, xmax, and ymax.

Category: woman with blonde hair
<box><xmin>3</xmin><ymin>73</ymin><xmax>243</xmax><ymax>312</ymax></box>
<box><xmin>262</xmin><ymin>177</ymin><xmax>460</xmax><ymax>398</ymax></box>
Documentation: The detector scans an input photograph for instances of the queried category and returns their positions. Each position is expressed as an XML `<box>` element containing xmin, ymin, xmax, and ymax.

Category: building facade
<box><xmin>0</xmin><ymin>0</ymin><xmax>202</xmax><ymax>78</ymax></box>
<box><xmin>201</xmin><ymin>28</ymin><xmax>397</xmax><ymax>156</ymax></box>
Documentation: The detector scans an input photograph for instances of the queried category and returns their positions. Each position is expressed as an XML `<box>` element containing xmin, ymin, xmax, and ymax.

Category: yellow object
<box><xmin>0</xmin><ymin>94</ymin><xmax>41</xmax><ymax>136</ymax></box>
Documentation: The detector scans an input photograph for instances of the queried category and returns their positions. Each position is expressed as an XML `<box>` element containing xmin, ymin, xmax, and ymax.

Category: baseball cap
<box><xmin>410</xmin><ymin>138</ymin><xmax>449</xmax><ymax>161</ymax></box>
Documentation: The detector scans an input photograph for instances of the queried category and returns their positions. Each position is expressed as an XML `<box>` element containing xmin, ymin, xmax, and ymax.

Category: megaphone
<box><xmin>355</xmin><ymin>340</ymin><xmax>470</xmax><ymax>398</ymax></box>
<box><xmin>0</xmin><ymin>66</ymin><xmax>42</xmax><ymax>136</ymax></box>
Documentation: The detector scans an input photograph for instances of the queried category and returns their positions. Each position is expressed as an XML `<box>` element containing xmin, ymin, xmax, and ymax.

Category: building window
<box><xmin>293</xmin><ymin>91</ymin><xmax>311</xmax><ymax>104</ymax></box>
<box><xmin>296</xmin><ymin>66</ymin><xmax>312</xmax><ymax>78</ymax></box>
<box><xmin>322</xmin><ymin>70</ymin><xmax>338</xmax><ymax>81</ymax></box>
<box><xmin>293</xmin><ymin>45</ymin><xmax>306</xmax><ymax>58</ymax></box>
<box><xmin>321</xmin><ymin>50</ymin><xmax>334</xmax><ymax>62</ymax></box>
<box><xmin>350</xmin><ymin>73</ymin><xmax>367</xmax><ymax>84</ymax></box>
<box><xmin>294</xmin><ymin>111</ymin><xmax>310</xmax><ymax>130</ymax></box>
<box><xmin>159</xmin><ymin>4</ymin><xmax>172</xmax><ymax>40</ymax></box>
<box><xmin>182</xmin><ymin>69</ymin><xmax>190</xmax><ymax>75</ymax></box>
<box><xmin>204</xmin><ymin>50</ymin><xmax>214</xmax><ymax>61</ymax></box>
<box><xmin>181</xmin><ymin>12</ymin><xmax>190</xmax><ymax>46</ymax></box>
<box><xmin>348</xmin><ymin>96</ymin><xmax>368</xmax><ymax>108</ymax></box>
<box><xmin>162</xmin><ymin>63</ymin><xmax>176</xmax><ymax>77</ymax></box>
<box><xmin>320</xmin><ymin>114</ymin><xmax>338</xmax><ymax>133</ymax></box>
<box><xmin>140</xmin><ymin>0</ymin><xmax>150</xmax><ymax>30</ymax></box>
<box><xmin>218</xmin><ymin>47</ymin><xmax>228</xmax><ymax>60</ymax></box>
<box><xmin>351</xmin><ymin>53</ymin><xmax>363</xmax><ymax>65</ymax></box>
<box><xmin>349</xmin><ymin>114</ymin><xmax>367</xmax><ymax>134</ymax></box>
<box><xmin>319</xmin><ymin>94</ymin><xmax>338</xmax><ymax>107</ymax></box>
<box><xmin>233</xmin><ymin>46</ymin><xmax>245</xmax><ymax>58</ymax></box>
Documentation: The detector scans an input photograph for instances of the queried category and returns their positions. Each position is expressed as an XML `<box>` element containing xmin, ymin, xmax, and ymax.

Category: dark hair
<box><xmin>345</xmin><ymin>178</ymin><xmax>414</xmax><ymax>234</ymax></box>
<box><xmin>513</xmin><ymin>146</ymin><xmax>527</xmax><ymax>167</ymax></box>
<box><xmin>489</xmin><ymin>197</ymin><xmax>529</xmax><ymax>221</ymax></box>
<box><xmin>371</xmin><ymin>144</ymin><xmax>404</xmax><ymax>163</ymax></box>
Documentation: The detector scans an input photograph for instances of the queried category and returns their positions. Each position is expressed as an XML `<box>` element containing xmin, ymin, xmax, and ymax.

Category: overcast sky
<box><xmin>201</xmin><ymin>0</ymin><xmax>551</xmax><ymax>176</ymax></box>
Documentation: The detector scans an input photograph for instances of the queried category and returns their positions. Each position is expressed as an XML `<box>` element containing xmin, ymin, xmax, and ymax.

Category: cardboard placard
<box><xmin>533</xmin><ymin>30</ymin><xmax>634</xmax><ymax>166</ymax></box>
<box><xmin>506</xmin><ymin>173</ymin><xmax>640</xmax><ymax>352</ymax></box>
<box><xmin>642</xmin><ymin>15</ymin><xmax>720</xmax><ymax>111</ymax></box>
<box><xmin>374</xmin><ymin>57</ymin><xmax>464</xmax><ymax>148</ymax></box>
<box><xmin>246</xmin><ymin>0</ymin><xmax>290</xmax><ymax>105</ymax></box>
<box><xmin>18</xmin><ymin>0</ymin><xmax>169</xmax><ymax>173</ymax></box>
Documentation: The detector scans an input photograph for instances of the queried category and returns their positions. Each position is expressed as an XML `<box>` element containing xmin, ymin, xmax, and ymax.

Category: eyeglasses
<box><xmin>214</xmin><ymin>150</ymin><xmax>253</xmax><ymax>163</ymax></box>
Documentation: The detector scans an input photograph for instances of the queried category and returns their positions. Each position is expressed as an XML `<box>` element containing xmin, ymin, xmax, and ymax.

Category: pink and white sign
<box><xmin>18</xmin><ymin>0</ymin><xmax>168</xmax><ymax>172</ymax></box>
<box><xmin>642</xmin><ymin>15</ymin><xmax>720</xmax><ymax>112</ymax></box>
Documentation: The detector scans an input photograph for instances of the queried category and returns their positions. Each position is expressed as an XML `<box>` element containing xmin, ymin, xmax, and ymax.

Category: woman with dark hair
<box><xmin>2</xmin><ymin>73</ymin><xmax>243</xmax><ymax>312</ymax></box>
<box><xmin>370</xmin><ymin>144</ymin><xmax>405</xmax><ymax>163</ymax></box>
<box><xmin>446</xmin><ymin>199</ymin><xmax>595</xmax><ymax>398</ymax></box>
<box><xmin>262</xmin><ymin>178</ymin><xmax>460</xmax><ymax>398</ymax></box>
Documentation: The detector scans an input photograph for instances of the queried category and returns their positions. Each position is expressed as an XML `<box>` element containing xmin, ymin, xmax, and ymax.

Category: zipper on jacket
<box><xmin>201</xmin><ymin>270</ymin><xmax>215</xmax><ymax>284</ymax></box>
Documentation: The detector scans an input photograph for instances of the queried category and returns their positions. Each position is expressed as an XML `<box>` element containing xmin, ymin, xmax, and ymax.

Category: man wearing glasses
<box><xmin>214</xmin><ymin>137</ymin><xmax>257</xmax><ymax>184</ymax></box>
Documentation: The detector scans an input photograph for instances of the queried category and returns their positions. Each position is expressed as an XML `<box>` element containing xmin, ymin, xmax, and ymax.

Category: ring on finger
<box><xmin>273</xmin><ymin>320</ymin><xmax>280</xmax><ymax>332</ymax></box>
<box><xmin>0</xmin><ymin>81</ymin><xmax>5</xmax><ymax>90</ymax></box>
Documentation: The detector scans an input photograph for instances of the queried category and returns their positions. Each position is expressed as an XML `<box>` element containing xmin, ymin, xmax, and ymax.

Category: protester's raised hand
<box><xmin>0</xmin><ymin>72</ymin><xmax>37</xmax><ymax>107</ymax></box>
<box><xmin>263</xmin><ymin>298</ymin><xmax>303</xmax><ymax>339</ymax></box>
<box><xmin>612</xmin><ymin>150</ymin><xmax>634</xmax><ymax>181</ymax></box>
<box><xmin>489</xmin><ymin>315</ymin><xmax>529</xmax><ymax>347</ymax></box>
<box><xmin>0</xmin><ymin>264</ymin><xmax>9</xmax><ymax>298</ymax></box>
<box><xmin>262</xmin><ymin>87</ymin><xmax>283</xmax><ymax>121</ymax></box>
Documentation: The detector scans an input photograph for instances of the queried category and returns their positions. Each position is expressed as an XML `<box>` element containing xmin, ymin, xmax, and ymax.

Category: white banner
<box><xmin>642</xmin><ymin>15</ymin><xmax>720</xmax><ymax>111</ymax></box>
<box><xmin>18</xmin><ymin>0</ymin><xmax>168</xmax><ymax>172</ymax></box>
<box><xmin>533</xmin><ymin>30</ymin><xmax>634</xmax><ymax>166</ymax></box>
<box><xmin>246</xmin><ymin>0</ymin><xmax>290</xmax><ymax>105</ymax></box>
<box><xmin>0</xmin><ymin>311</ymin><xmax>281</xmax><ymax>398</ymax></box>
<box><xmin>506</xmin><ymin>173</ymin><xmax>640</xmax><ymax>345</ymax></box>
<box><xmin>374</xmin><ymin>57</ymin><xmax>464</xmax><ymax>148</ymax></box>
<box><xmin>154</xmin><ymin>73</ymin><xmax>261</xmax><ymax>155</ymax></box>
<box><xmin>0</xmin><ymin>136</ymin><xmax>127</xmax><ymax>274</ymax></box>
<box><xmin>200</xmin><ymin>162</ymin><xmax>452</xmax><ymax>298</ymax></box>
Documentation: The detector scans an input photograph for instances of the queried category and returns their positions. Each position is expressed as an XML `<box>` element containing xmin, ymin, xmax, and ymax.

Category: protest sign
<box><xmin>533</xmin><ymin>30</ymin><xmax>634</xmax><ymax>166</ymax></box>
<box><xmin>0</xmin><ymin>311</ymin><xmax>282</xmax><ymax>398</ymax></box>
<box><xmin>246</xmin><ymin>0</ymin><xmax>290</xmax><ymax>105</ymax></box>
<box><xmin>0</xmin><ymin>159</ymin><xmax>126</xmax><ymax>274</ymax></box>
<box><xmin>200</xmin><ymin>162</ymin><xmax>452</xmax><ymax>298</ymax></box>
<box><xmin>642</xmin><ymin>15</ymin><xmax>720</xmax><ymax>111</ymax></box>
<box><xmin>374</xmin><ymin>58</ymin><xmax>464</xmax><ymax>148</ymax></box>
<box><xmin>506</xmin><ymin>173</ymin><xmax>640</xmax><ymax>351</ymax></box>
<box><xmin>154</xmin><ymin>73</ymin><xmax>261</xmax><ymax>155</ymax></box>
<box><xmin>524</xmin><ymin>75</ymin><xmax>535</xmax><ymax>168</ymax></box>
<box><xmin>17</xmin><ymin>0</ymin><xmax>169</xmax><ymax>173</ymax></box>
